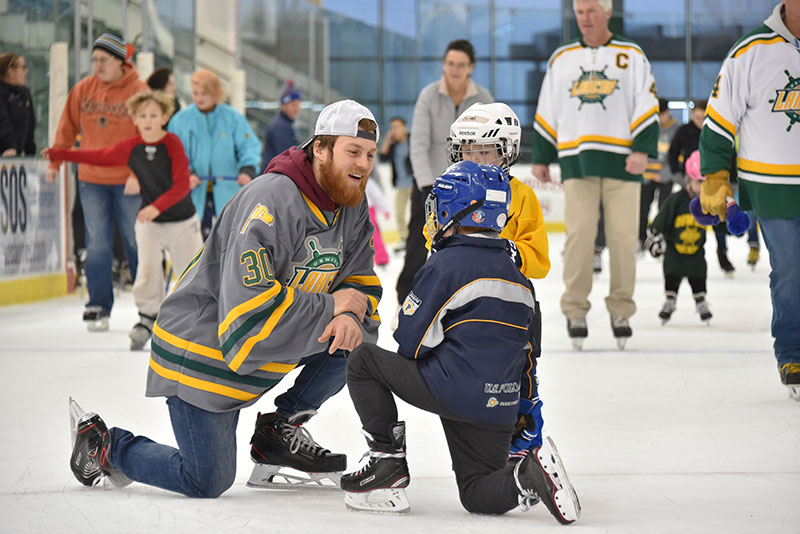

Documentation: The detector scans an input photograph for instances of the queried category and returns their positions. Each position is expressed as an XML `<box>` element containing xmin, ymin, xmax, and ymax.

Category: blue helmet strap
<box><xmin>434</xmin><ymin>198</ymin><xmax>485</xmax><ymax>243</ymax></box>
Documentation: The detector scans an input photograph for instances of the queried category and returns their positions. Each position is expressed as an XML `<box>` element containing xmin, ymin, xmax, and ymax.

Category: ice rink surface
<box><xmin>1</xmin><ymin>232</ymin><xmax>798</xmax><ymax>533</ymax></box>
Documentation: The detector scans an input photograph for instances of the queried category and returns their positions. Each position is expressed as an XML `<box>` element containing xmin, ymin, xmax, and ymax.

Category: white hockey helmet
<box><xmin>447</xmin><ymin>102</ymin><xmax>522</xmax><ymax>174</ymax></box>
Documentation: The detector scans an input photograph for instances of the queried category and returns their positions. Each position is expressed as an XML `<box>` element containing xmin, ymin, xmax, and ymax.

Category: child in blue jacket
<box><xmin>339</xmin><ymin>161</ymin><xmax>581</xmax><ymax>523</ymax></box>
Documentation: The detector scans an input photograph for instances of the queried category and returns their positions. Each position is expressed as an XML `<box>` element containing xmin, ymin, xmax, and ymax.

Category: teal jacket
<box><xmin>168</xmin><ymin>103</ymin><xmax>262</xmax><ymax>216</ymax></box>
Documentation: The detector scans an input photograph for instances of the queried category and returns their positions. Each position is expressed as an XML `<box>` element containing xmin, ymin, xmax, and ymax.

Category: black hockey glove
<box><xmin>645</xmin><ymin>227</ymin><xmax>666</xmax><ymax>258</ymax></box>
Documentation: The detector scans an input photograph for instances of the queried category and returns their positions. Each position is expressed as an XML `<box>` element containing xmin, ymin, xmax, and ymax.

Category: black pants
<box><xmin>665</xmin><ymin>274</ymin><xmax>706</xmax><ymax>295</ymax></box>
<box><xmin>639</xmin><ymin>180</ymin><xmax>673</xmax><ymax>245</ymax></box>
<box><xmin>396</xmin><ymin>186</ymin><xmax>432</xmax><ymax>304</ymax></box>
<box><xmin>347</xmin><ymin>343</ymin><xmax>519</xmax><ymax>515</ymax></box>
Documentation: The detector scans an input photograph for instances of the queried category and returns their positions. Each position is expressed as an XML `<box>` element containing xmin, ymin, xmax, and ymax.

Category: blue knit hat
<box><xmin>280</xmin><ymin>80</ymin><xmax>301</xmax><ymax>105</ymax></box>
<box><xmin>93</xmin><ymin>33</ymin><xmax>127</xmax><ymax>62</ymax></box>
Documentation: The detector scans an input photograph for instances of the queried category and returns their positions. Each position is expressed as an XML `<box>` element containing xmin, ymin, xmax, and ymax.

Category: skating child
<box><xmin>645</xmin><ymin>150</ymin><xmax>712</xmax><ymax>324</ymax></box>
<box><xmin>44</xmin><ymin>91</ymin><xmax>202</xmax><ymax>348</ymax></box>
<box><xmin>445</xmin><ymin>102</ymin><xmax>550</xmax><ymax>460</ymax></box>
<box><xmin>340</xmin><ymin>161</ymin><xmax>580</xmax><ymax>524</ymax></box>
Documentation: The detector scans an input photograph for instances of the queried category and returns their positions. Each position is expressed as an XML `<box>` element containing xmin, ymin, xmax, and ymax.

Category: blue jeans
<box><xmin>759</xmin><ymin>216</ymin><xmax>800</xmax><ymax>369</ymax></box>
<box><xmin>274</xmin><ymin>349</ymin><xmax>348</xmax><ymax>417</ymax></box>
<box><xmin>109</xmin><ymin>397</ymin><xmax>240</xmax><ymax>498</ymax></box>
<box><xmin>78</xmin><ymin>181</ymin><xmax>140</xmax><ymax>313</ymax></box>
<box><xmin>747</xmin><ymin>211</ymin><xmax>760</xmax><ymax>248</ymax></box>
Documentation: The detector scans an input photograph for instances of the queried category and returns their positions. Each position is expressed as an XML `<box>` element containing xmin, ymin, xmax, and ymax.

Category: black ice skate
<box><xmin>129</xmin><ymin>313</ymin><xmax>156</xmax><ymax>351</ymax></box>
<box><xmin>69</xmin><ymin>398</ymin><xmax>131</xmax><ymax>488</ymax></box>
<box><xmin>694</xmin><ymin>294</ymin><xmax>712</xmax><ymax>324</ymax></box>
<box><xmin>567</xmin><ymin>318</ymin><xmax>588</xmax><ymax>350</ymax></box>
<box><xmin>717</xmin><ymin>249</ymin><xmax>735</xmax><ymax>277</ymax></box>
<box><xmin>247</xmin><ymin>410</ymin><xmax>346</xmax><ymax>489</ymax></box>
<box><xmin>83</xmin><ymin>306</ymin><xmax>109</xmax><ymax>332</ymax></box>
<box><xmin>779</xmin><ymin>363</ymin><xmax>800</xmax><ymax>402</ymax></box>
<box><xmin>341</xmin><ymin>422</ymin><xmax>410</xmax><ymax>514</ymax></box>
<box><xmin>514</xmin><ymin>436</ymin><xmax>581</xmax><ymax>525</ymax></box>
<box><xmin>659</xmin><ymin>293</ymin><xmax>677</xmax><ymax>325</ymax></box>
<box><xmin>610</xmin><ymin>316</ymin><xmax>632</xmax><ymax>350</ymax></box>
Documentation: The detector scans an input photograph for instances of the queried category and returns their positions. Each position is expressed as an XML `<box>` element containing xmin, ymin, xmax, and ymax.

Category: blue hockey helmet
<box><xmin>424</xmin><ymin>160</ymin><xmax>511</xmax><ymax>244</ymax></box>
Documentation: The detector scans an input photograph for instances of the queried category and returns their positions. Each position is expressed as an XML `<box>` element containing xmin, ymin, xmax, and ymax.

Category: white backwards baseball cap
<box><xmin>300</xmin><ymin>99</ymin><xmax>379</xmax><ymax>149</ymax></box>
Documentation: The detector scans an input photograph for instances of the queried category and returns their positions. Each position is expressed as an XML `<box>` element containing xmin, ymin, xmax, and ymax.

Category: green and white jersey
<box><xmin>533</xmin><ymin>34</ymin><xmax>659</xmax><ymax>181</ymax></box>
<box><xmin>700</xmin><ymin>3</ymin><xmax>800</xmax><ymax>219</ymax></box>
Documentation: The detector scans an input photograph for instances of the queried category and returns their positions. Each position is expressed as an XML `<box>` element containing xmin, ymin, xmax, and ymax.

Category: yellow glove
<box><xmin>700</xmin><ymin>170</ymin><xmax>733</xmax><ymax>221</ymax></box>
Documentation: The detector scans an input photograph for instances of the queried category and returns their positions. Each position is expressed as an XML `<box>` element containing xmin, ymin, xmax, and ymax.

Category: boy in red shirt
<box><xmin>45</xmin><ymin>91</ymin><xmax>202</xmax><ymax>348</ymax></box>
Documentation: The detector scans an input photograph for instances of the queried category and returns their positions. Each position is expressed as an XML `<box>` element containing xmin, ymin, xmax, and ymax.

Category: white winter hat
<box><xmin>301</xmin><ymin>100</ymin><xmax>379</xmax><ymax>149</ymax></box>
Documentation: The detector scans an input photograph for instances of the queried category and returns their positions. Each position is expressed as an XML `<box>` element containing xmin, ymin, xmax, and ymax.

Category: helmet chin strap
<box><xmin>433</xmin><ymin>198</ymin><xmax>485</xmax><ymax>243</ymax></box>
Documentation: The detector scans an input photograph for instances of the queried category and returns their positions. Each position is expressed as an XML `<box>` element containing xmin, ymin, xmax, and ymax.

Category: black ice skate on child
<box><xmin>83</xmin><ymin>306</ymin><xmax>109</xmax><ymax>332</ymax></box>
<box><xmin>247</xmin><ymin>410</ymin><xmax>346</xmax><ymax>489</ymax></box>
<box><xmin>341</xmin><ymin>422</ymin><xmax>410</xmax><ymax>514</ymax></box>
<box><xmin>129</xmin><ymin>313</ymin><xmax>156</xmax><ymax>351</ymax></box>
<box><xmin>659</xmin><ymin>293</ymin><xmax>677</xmax><ymax>325</ymax></box>
<box><xmin>69</xmin><ymin>397</ymin><xmax>131</xmax><ymax>488</ymax></box>
<box><xmin>694</xmin><ymin>293</ymin><xmax>713</xmax><ymax>324</ymax></box>
<box><xmin>567</xmin><ymin>318</ymin><xmax>588</xmax><ymax>350</ymax></box>
<box><xmin>514</xmin><ymin>436</ymin><xmax>581</xmax><ymax>525</ymax></box>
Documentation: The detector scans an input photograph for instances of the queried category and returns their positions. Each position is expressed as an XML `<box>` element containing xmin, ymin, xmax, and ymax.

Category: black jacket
<box><xmin>0</xmin><ymin>81</ymin><xmax>36</xmax><ymax>155</ymax></box>
<box><xmin>378</xmin><ymin>137</ymin><xmax>414</xmax><ymax>186</ymax></box>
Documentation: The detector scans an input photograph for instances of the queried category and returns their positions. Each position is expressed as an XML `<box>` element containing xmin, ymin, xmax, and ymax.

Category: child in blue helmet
<box><xmin>340</xmin><ymin>161</ymin><xmax>580</xmax><ymax>524</ymax></box>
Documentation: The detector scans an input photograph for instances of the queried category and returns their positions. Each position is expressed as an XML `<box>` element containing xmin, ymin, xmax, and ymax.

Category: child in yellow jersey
<box><xmin>445</xmin><ymin>102</ymin><xmax>555</xmax><ymax>461</ymax></box>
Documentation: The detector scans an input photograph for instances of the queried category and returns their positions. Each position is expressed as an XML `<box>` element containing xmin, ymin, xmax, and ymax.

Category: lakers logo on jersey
<box><xmin>570</xmin><ymin>66</ymin><xmax>619</xmax><ymax>109</ymax></box>
<box><xmin>240</xmin><ymin>203</ymin><xmax>275</xmax><ymax>234</ymax></box>
<box><xmin>769</xmin><ymin>70</ymin><xmax>800</xmax><ymax>132</ymax></box>
<box><xmin>286</xmin><ymin>238</ymin><xmax>342</xmax><ymax>294</ymax></box>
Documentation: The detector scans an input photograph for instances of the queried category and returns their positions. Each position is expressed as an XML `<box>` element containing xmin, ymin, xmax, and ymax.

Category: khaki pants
<box><xmin>394</xmin><ymin>187</ymin><xmax>412</xmax><ymax>240</ymax></box>
<box><xmin>133</xmin><ymin>215</ymin><xmax>203</xmax><ymax>316</ymax></box>
<box><xmin>561</xmin><ymin>177</ymin><xmax>640</xmax><ymax>320</ymax></box>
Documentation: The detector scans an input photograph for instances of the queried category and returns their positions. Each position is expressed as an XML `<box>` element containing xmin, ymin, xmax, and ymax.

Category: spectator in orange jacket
<box><xmin>46</xmin><ymin>33</ymin><xmax>149</xmax><ymax>331</ymax></box>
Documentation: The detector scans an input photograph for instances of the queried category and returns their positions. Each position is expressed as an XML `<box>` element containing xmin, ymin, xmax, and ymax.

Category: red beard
<box><xmin>318</xmin><ymin>157</ymin><xmax>368</xmax><ymax>207</ymax></box>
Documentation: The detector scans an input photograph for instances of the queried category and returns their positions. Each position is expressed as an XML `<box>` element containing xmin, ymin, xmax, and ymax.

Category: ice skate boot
<box><xmin>610</xmin><ymin>316</ymin><xmax>632</xmax><ymax>350</ymax></box>
<box><xmin>69</xmin><ymin>397</ymin><xmax>131</xmax><ymax>488</ymax></box>
<box><xmin>593</xmin><ymin>248</ymin><xmax>602</xmax><ymax>275</ymax></box>
<box><xmin>341</xmin><ymin>422</ymin><xmax>410</xmax><ymax>514</ymax></box>
<box><xmin>747</xmin><ymin>246</ymin><xmax>759</xmax><ymax>270</ymax></box>
<box><xmin>779</xmin><ymin>363</ymin><xmax>800</xmax><ymax>402</ymax></box>
<box><xmin>514</xmin><ymin>436</ymin><xmax>581</xmax><ymax>525</ymax></box>
<box><xmin>694</xmin><ymin>294</ymin><xmax>712</xmax><ymax>324</ymax></box>
<box><xmin>567</xmin><ymin>318</ymin><xmax>587</xmax><ymax>350</ymax></box>
<box><xmin>248</xmin><ymin>410</ymin><xmax>346</xmax><ymax>489</ymax></box>
<box><xmin>83</xmin><ymin>306</ymin><xmax>109</xmax><ymax>332</ymax></box>
<box><xmin>717</xmin><ymin>249</ymin><xmax>735</xmax><ymax>277</ymax></box>
<box><xmin>129</xmin><ymin>313</ymin><xmax>156</xmax><ymax>351</ymax></box>
<box><xmin>658</xmin><ymin>293</ymin><xmax>677</xmax><ymax>325</ymax></box>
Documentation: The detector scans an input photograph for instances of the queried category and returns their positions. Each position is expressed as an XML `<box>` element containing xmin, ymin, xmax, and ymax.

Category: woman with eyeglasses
<box><xmin>0</xmin><ymin>53</ymin><xmax>36</xmax><ymax>156</ymax></box>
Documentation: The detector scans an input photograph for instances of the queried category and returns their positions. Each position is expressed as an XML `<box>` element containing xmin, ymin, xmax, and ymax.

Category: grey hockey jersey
<box><xmin>146</xmin><ymin>156</ymin><xmax>381</xmax><ymax>412</ymax></box>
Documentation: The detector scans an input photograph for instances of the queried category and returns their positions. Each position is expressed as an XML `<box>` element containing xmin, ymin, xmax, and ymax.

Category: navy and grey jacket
<box><xmin>394</xmin><ymin>233</ymin><xmax>536</xmax><ymax>426</ymax></box>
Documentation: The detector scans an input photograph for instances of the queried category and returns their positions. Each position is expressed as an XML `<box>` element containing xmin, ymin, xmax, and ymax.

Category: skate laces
<box><xmin>611</xmin><ymin>316</ymin><xmax>629</xmax><ymax>328</ymax></box>
<box><xmin>513</xmin><ymin>460</ymin><xmax>541</xmax><ymax>512</ymax></box>
<box><xmin>280</xmin><ymin>422</ymin><xmax>327</xmax><ymax>456</ymax></box>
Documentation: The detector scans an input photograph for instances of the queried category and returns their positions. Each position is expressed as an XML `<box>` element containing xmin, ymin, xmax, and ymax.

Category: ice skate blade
<box><xmin>247</xmin><ymin>463</ymin><xmax>342</xmax><ymax>490</ymax></box>
<box><xmin>788</xmin><ymin>385</ymin><xmax>800</xmax><ymax>402</ymax></box>
<box><xmin>344</xmin><ymin>488</ymin><xmax>410</xmax><ymax>514</ymax></box>
<box><xmin>86</xmin><ymin>319</ymin><xmax>109</xmax><ymax>332</ymax></box>
<box><xmin>69</xmin><ymin>397</ymin><xmax>86</xmax><ymax>446</ymax></box>
<box><xmin>537</xmin><ymin>437</ymin><xmax>581</xmax><ymax>524</ymax></box>
<box><xmin>616</xmin><ymin>338</ymin><xmax>628</xmax><ymax>350</ymax></box>
<box><xmin>570</xmin><ymin>338</ymin><xmax>584</xmax><ymax>350</ymax></box>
